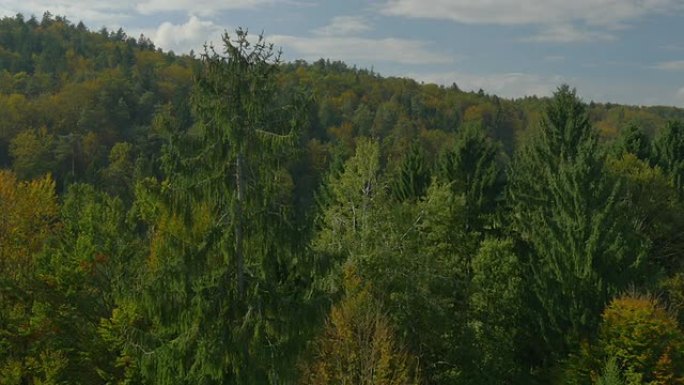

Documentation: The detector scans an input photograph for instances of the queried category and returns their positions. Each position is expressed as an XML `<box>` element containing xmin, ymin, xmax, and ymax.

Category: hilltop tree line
<box><xmin>2</xmin><ymin>14</ymin><xmax>684</xmax><ymax>385</ymax></box>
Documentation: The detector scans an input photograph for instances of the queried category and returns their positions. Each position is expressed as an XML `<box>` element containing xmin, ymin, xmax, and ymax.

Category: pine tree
<box><xmin>595</xmin><ymin>358</ymin><xmax>625</xmax><ymax>385</ymax></box>
<box><xmin>438</xmin><ymin>123</ymin><xmax>502</xmax><ymax>233</ymax></box>
<box><xmin>611</xmin><ymin>123</ymin><xmax>650</xmax><ymax>161</ymax></box>
<box><xmin>46</xmin><ymin>183</ymin><xmax>139</xmax><ymax>384</ymax></box>
<box><xmin>392</xmin><ymin>140</ymin><xmax>430</xmax><ymax>202</ymax></box>
<box><xmin>0</xmin><ymin>171</ymin><xmax>61</xmax><ymax>384</ymax></box>
<box><xmin>507</xmin><ymin>85</ymin><xmax>646</xmax><ymax>361</ymax></box>
<box><xmin>130</xmin><ymin>30</ymin><xmax>311</xmax><ymax>385</ymax></box>
<box><xmin>653</xmin><ymin>120</ymin><xmax>684</xmax><ymax>200</ymax></box>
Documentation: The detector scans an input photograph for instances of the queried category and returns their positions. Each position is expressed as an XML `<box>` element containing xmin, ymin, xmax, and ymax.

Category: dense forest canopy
<box><xmin>1</xmin><ymin>13</ymin><xmax>684</xmax><ymax>385</ymax></box>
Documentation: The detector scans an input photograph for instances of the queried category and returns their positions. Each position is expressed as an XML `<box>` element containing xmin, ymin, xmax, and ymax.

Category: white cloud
<box><xmin>147</xmin><ymin>16</ymin><xmax>224</xmax><ymax>54</ymax></box>
<box><xmin>676</xmin><ymin>87</ymin><xmax>684</xmax><ymax>105</ymax></box>
<box><xmin>543</xmin><ymin>55</ymin><xmax>566</xmax><ymax>63</ymax></box>
<box><xmin>135</xmin><ymin>0</ymin><xmax>282</xmax><ymax>15</ymax></box>
<box><xmin>0</xmin><ymin>0</ymin><xmax>282</xmax><ymax>52</ymax></box>
<box><xmin>661</xmin><ymin>44</ymin><xmax>684</xmax><ymax>52</ymax></box>
<box><xmin>270</xmin><ymin>35</ymin><xmax>454</xmax><ymax>65</ymax></box>
<box><xmin>0</xmin><ymin>0</ymin><xmax>136</xmax><ymax>24</ymax></box>
<box><xmin>381</xmin><ymin>0</ymin><xmax>683</xmax><ymax>42</ymax></box>
<box><xmin>407</xmin><ymin>71</ymin><xmax>566</xmax><ymax>98</ymax></box>
<box><xmin>0</xmin><ymin>0</ymin><xmax>300</xmax><ymax>25</ymax></box>
<box><xmin>312</xmin><ymin>16</ymin><xmax>371</xmax><ymax>36</ymax></box>
<box><xmin>653</xmin><ymin>60</ymin><xmax>684</xmax><ymax>71</ymax></box>
<box><xmin>523</xmin><ymin>24</ymin><xmax>616</xmax><ymax>43</ymax></box>
<box><xmin>381</xmin><ymin>0</ymin><xmax>680</xmax><ymax>27</ymax></box>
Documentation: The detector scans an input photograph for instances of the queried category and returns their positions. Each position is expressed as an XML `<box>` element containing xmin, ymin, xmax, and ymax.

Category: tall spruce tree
<box><xmin>653</xmin><ymin>120</ymin><xmax>684</xmax><ymax>200</ymax></box>
<box><xmin>611</xmin><ymin>123</ymin><xmax>650</xmax><ymax>161</ymax></box>
<box><xmin>438</xmin><ymin>123</ymin><xmax>502</xmax><ymax>233</ymax></box>
<box><xmin>507</xmin><ymin>86</ymin><xmax>646</xmax><ymax>362</ymax></box>
<box><xmin>131</xmin><ymin>30</ymin><xmax>311</xmax><ymax>384</ymax></box>
<box><xmin>392</xmin><ymin>140</ymin><xmax>430</xmax><ymax>202</ymax></box>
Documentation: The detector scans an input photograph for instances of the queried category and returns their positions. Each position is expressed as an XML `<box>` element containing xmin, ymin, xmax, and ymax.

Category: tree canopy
<box><xmin>1</xmin><ymin>15</ymin><xmax>684</xmax><ymax>385</ymax></box>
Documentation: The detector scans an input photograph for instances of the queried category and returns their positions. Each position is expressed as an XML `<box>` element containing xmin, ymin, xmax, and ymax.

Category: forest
<box><xmin>2</xmin><ymin>13</ymin><xmax>684</xmax><ymax>385</ymax></box>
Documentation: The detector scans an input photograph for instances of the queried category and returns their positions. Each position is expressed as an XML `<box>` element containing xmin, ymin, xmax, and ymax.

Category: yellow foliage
<box><xmin>0</xmin><ymin>170</ymin><xmax>58</xmax><ymax>279</ymax></box>
<box><xmin>463</xmin><ymin>103</ymin><xmax>494</xmax><ymax>126</ymax></box>
<box><xmin>600</xmin><ymin>294</ymin><xmax>684</xmax><ymax>385</ymax></box>
<box><xmin>328</xmin><ymin>122</ymin><xmax>356</xmax><ymax>148</ymax></box>
<box><xmin>595</xmin><ymin>120</ymin><xmax>618</xmax><ymax>138</ymax></box>
<box><xmin>300</xmin><ymin>264</ymin><xmax>421</xmax><ymax>385</ymax></box>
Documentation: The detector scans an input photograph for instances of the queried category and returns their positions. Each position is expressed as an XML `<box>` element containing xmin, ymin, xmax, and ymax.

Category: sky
<box><xmin>1</xmin><ymin>0</ymin><xmax>684</xmax><ymax>107</ymax></box>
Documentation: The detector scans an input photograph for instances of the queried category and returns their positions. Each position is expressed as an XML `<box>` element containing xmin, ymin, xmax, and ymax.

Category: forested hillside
<box><xmin>2</xmin><ymin>13</ymin><xmax>684</xmax><ymax>385</ymax></box>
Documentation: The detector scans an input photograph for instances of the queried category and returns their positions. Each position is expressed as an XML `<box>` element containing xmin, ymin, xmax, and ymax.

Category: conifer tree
<box><xmin>611</xmin><ymin>123</ymin><xmax>650</xmax><ymax>161</ymax></box>
<box><xmin>508</xmin><ymin>85</ymin><xmax>646</xmax><ymax>361</ymax></box>
<box><xmin>314</xmin><ymin>143</ymin><xmax>473</xmax><ymax>384</ymax></box>
<box><xmin>595</xmin><ymin>358</ymin><xmax>625</xmax><ymax>385</ymax></box>
<box><xmin>46</xmin><ymin>183</ymin><xmax>139</xmax><ymax>384</ymax></box>
<box><xmin>392</xmin><ymin>140</ymin><xmax>430</xmax><ymax>202</ymax></box>
<box><xmin>0</xmin><ymin>171</ymin><xmax>61</xmax><ymax>384</ymax></box>
<box><xmin>131</xmin><ymin>30</ymin><xmax>311</xmax><ymax>384</ymax></box>
<box><xmin>653</xmin><ymin>120</ymin><xmax>684</xmax><ymax>200</ymax></box>
<box><xmin>438</xmin><ymin>123</ymin><xmax>502</xmax><ymax>233</ymax></box>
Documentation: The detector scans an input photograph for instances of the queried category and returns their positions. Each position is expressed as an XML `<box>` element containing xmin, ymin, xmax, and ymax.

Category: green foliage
<box><xmin>0</xmin><ymin>171</ymin><xmax>62</xmax><ymax>384</ymax></box>
<box><xmin>662</xmin><ymin>273</ymin><xmax>684</xmax><ymax>327</ymax></box>
<box><xmin>102</xmin><ymin>141</ymin><xmax>135</xmax><ymax>199</ymax></box>
<box><xmin>2</xmin><ymin>15</ymin><xmax>684</xmax><ymax>385</ymax></box>
<box><xmin>314</xmin><ymin>138</ymin><xmax>384</xmax><ymax>272</ymax></box>
<box><xmin>392</xmin><ymin>140</ymin><xmax>431</xmax><ymax>202</ymax></box>
<box><xmin>130</xmin><ymin>30</ymin><xmax>311</xmax><ymax>385</ymax></box>
<box><xmin>612</xmin><ymin>123</ymin><xmax>651</xmax><ymax>161</ymax></box>
<box><xmin>653</xmin><ymin>120</ymin><xmax>684</xmax><ymax>200</ymax></box>
<box><xmin>438</xmin><ymin>123</ymin><xmax>503</xmax><ymax>233</ymax></box>
<box><xmin>595</xmin><ymin>358</ymin><xmax>625</xmax><ymax>385</ymax></box>
<box><xmin>470</xmin><ymin>238</ymin><xmax>525</xmax><ymax>383</ymax></box>
<box><xmin>0</xmin><ymin>174</ymin><xmax>140</xmax><ymax>385</ymax></box>
<box><xmin>606</xmin><ymin>153</ymin><xmax>684</xmax><ymax>273</ymax></box>
<box><xmin>45</xmin><ymin>183</ymin><xmax>140</xmax><ymax>384</ymax></box>
<box><xmin>315</xmin><ymin>150</ymin><xmax>474</xmax><ymax>384</ymax></box>
<box><xmin>0</xmin><ymin>13</ymin><xmax>194</xmax><ymax>187</ymax></box>
<box><xmin>9</xmin><ymin>127</ymin><xmax>55</xmax><ymax>180</ymax></box>
<box><xmin>508</xmin><ymin>85</ymin><xmax>647</xmax><ymax>362</ymax></box>
<box><xmin>395</xmin><ymin>181</ymin><xmax>472</xmax><ymax>384</ymax></box>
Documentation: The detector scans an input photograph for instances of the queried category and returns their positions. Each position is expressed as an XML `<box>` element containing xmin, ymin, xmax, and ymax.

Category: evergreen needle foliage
<box><xmin>508</xmin><ymin>85</ymin><xmax>647</xmax><ymax>363</ymax></box>
<box><xmin>131</xmin><ymin>29</ymin><xmax>312</xmax><ymax>385</ymax></box>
